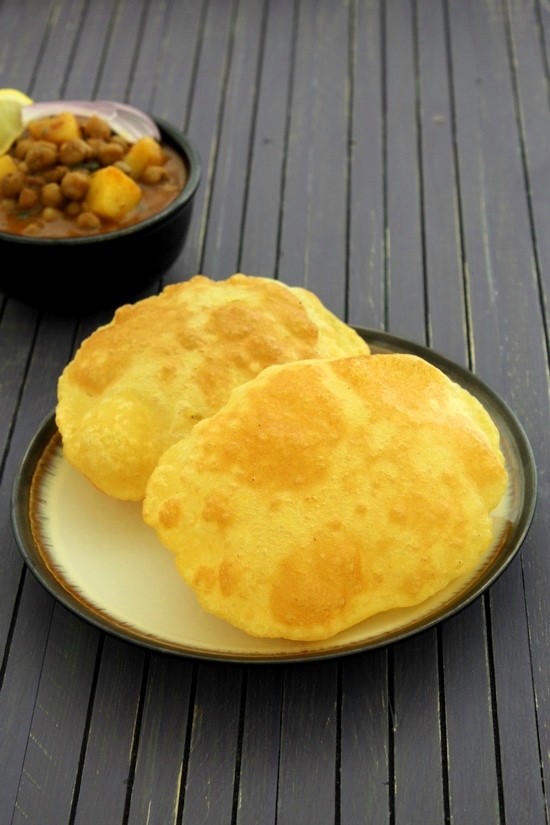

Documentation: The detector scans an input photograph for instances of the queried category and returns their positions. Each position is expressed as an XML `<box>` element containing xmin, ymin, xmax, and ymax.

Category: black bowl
<box><xmin>0</xmin><ymin>117</ymin><xmax>201</xmax><ymax>313</ymax></box>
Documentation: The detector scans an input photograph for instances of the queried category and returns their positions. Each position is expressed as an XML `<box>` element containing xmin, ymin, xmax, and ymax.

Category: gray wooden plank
<box><xmin>239</xmin><ymin>0</ymin><xmax>295</xmax><ymax>279</ymax></box>
<box><xmin>181</xmin><ymin>664</ymin><xmax>243</xmax><ymax>825</ymax></box>
<box><xmin>12</xmin><ymin>608</ymin><xmax>99</xmax><ymax>825</ymax></box>
<box><xmin>127</xmin><ymin>655</ymin><xmax>195</xmax><ymax>825</ymax></box>
<box><xmin>340</xmin><ymin>649</ymin><xmax>390</xmax><ymax>825</ymax></box>
<box><xmin>93</xmin><ymin>0</ymin><xmax>149</xmax><ymax>101</ymax></box>
<box><xmin>71</xmin><ymin>637</ymin><xmax>146</xmax><ymax>825</ymax></box>
<box><xmin>0</xmin><ymin>309</ymin><xmax>84</xmax><ymax>820</ymax></box>
<box><xmin>0</xmin><ymin>306</ymin><xmax>76</xmax><ymax>661</ymax></box>
<box><xmin>448</xmin><ymin>0</ymin><xmax>549</xmax><ymax>821</ymax></box>
<box><xmin>126</xmin><ymin>0</ymin><xmax>174</xmax><ymax>115</ymax></box>
<box><xmin>200</xmin><ymin>0</ymin><xmax>267</xmax><ymax>279</ymax></box>
<box><xmin>144</xmin><ymin>0</ymin><xmax>205</xmax><ymax>126</ymax></box>
<box><xmin>0</xmin><ymin>301</ymin><xmax>39</xmax><ymax>459</ymax></box>
<box><xmin>507</xmin><ymin>0</ymin><xmax>550</xmax><ymax>323</ymax></box>
<box><xmin>392</xmin><ymin>632</ymin><xmax>445</xmax><ymax>825</ymax></box>
<box><xmin>29</xmin><ymin>0</ymin><xmax>89</xmax><ymax>100</ymax></box>
<box><xmin>441</xmin><ymin>603</ymin><xmax>501</xmax><ymax>825</ymax></box>
<box><xmin>385</xmin><ymin>0</ymin><xmax>425</xmax><ymax>342</ymax></box>
<box><xmin>0</xmin><ymin>0</ymin><xmax>52</xmax><ymax>91</ymax></box>
<box><xmin>275</xmin><ymin>0</ymin><xmax>316</xmax><ymax>291</ymax></box>
<box><xmin>416</xmin><ymin>2</ymin><xmax>502</xmax><ymax>821</ymax></box>
<box><xmin>504</xmin><ymin>0</ymin><xmax>550</xmax><ymax>809</ymax></box>
<box><xmin>276</xmin><ymin>662</ymin><xmax>338</xmax><ymax>825</ymax></box>
<box><xmin>62</xmin><ymin>0</ymin><xmax>119</xmax><ymax>99</ymax></box>
<box><xmin>0</xmin><ymin>575</ymin><xmax>53</xmax><ymax>823</ymax></box>
<box><xmin>533</xmin><ymin>0</ymin><xmax>550</xmax><ymax>78</ymax></box>
<box><xmin>236</xmin><ymin>667</ymin><xmax>284</xmax><ymax>825</ymax></box>
<box><xmin>416</xmin><ymin>0</ymin><xmax>468</xmax><ymax>364</ymax></box>
<box><xmin>347</xmin><ymin>0</ymin><xmax>385</xmax><ymax>331</ymax></box>
<box><xmin>278</xmin><ymin>0</ymin><xmax>350</xmax><ymax>316</ymax></box>
<box><xmin>165</xmin><ymin>0</ymin><xmax>236</xmax><ymax>283</ymax></box>
<box><xmin>0</xmin><ymin>0</ymin><xmax>30</xmax><ymax>81</ymax></box>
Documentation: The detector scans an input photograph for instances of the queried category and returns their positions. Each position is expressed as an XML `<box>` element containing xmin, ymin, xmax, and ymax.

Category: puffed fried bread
<box><xmin>143</xmin><ymin>353</ymin><xmax>508</xmax><ymax>641</ymax></box>
<box><xmin>56</xmin><ymin>274</ymin><xmax>369</xmax><ymax>500</ymax></box>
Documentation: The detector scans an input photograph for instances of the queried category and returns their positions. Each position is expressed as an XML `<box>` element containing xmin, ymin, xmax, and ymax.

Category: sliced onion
<box><xmin>20</xmin><ymin>100</ymin><xmax>161</xmax><ymax>142</ymax></box>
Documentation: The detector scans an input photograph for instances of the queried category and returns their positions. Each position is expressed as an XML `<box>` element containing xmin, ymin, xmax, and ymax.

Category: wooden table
<box><xmin>0</xmin><ymin>1</ymin><xmax>548</xmax><ymax>822</ymax></box>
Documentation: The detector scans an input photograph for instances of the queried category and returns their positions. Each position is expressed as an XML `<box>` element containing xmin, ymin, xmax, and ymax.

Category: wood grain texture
<box><xmin>11</xmin><ymin>608</ymin><xmax>99</xmax><ymax>825</ymax></box>
<box><xmin>127</xmin><ymin>654</ymin><xmax>195</xmax><ymax>825</ymax></box>
<box><xmin>201</xmin><ymin>0</ymin><xmax>267</xmax><ymax>279</ymax></box>
<box><xmin>501</xmin><ymin>0</ymin><xmax>550</xmax><ymax>812</ymax></box>
<box><xmin>29</xmin><ymin>0</ymin><xmax>90</xmax><ymax>101</ymax></box>
<box><xmin>384</xmin><ymin>0</ymin><xmax>425</xmax><ymax>342</ymax></box>
<box><xmin>144</xmin><ymin>0</ymin><xmax>205</xmax><ymax>126</ymax></box>
<box><xmin>278</xmin><ymin>0</ymin><xmax>350</xmax><ymax>315</ymax></box>
<box><xmin>0</xmin><ymin>308</ymin><xmax>77</xmax><ymax>657</ymax></box>
<box><xmin>448</xmin><ymin>1</ymin><xmax>549</xmax><ymax>821</ymax></box>
<box><xmin>347</xmin><ymin>0</ymin><xmax>385</xmax><ymax>331</ymax></box>
<box><xmin>236</xmin><ymin>667</ymin><xmax>284</xmax><ymax>825</ymax></box>
<box><xmin>340</xmin><ymin>649</ymin><xmax>390</xmax><ymax>825</ymax></box>
<box><xmin>276</xmin><ymin>663</ymin><xmax>338</xmax><ymax>825</ymax></box>
<box><xmin>392</xmin><ymin>632</ymin><xmax>445</xmax><ymax>825</ymax></box>
<box><xmin>173</xmin><ymin>0</ymin><xmax>237</xmax><ymax>281</ymax></box>
<box><xmin>180</xmin><ymin>664</ymin><xmax>243</xmax><ymax>825</ymax></box>
<box><xmin>416</xmin><ymin>0</ymin><xmax>469</xmax><ymax>365</ymax></box>
<box><xmin>441</xmin><ymin>602</ymin><xmax>501</xmax><ymax>825</ymax></box>
<box><xmin>0</xmin><ymin>0</ymin><xmax>51</xmax><ymax>92</ymax></box>
<box><xmin>62</xmin><ymin>0</ymin><xmax>119</xmax><ymax>100</ymax></box>
<box><xmin>0</xmin><ymin>575</ymin><xmax>54</xmax><ymax>823</ymax></box>
<box><xmin>70</xmin><ymin>637</ymin><xmax>146</xmax><ymax>825</ymax></box>
<box><xmin>239</xmin><ymin>0</ymin><xmax>295</xmax><ymax>280</ymax></box>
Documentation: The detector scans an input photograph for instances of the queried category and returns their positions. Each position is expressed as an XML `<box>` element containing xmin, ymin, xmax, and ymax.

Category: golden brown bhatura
<box><xmin>56</xmin><ymin>274</ymin><xmax>369</xmax><ymax>500</ymax></box>
<box><xmin>143</xmin><ymin>353</ymin><xmax>509</xmax><ymax>641</ymax></box>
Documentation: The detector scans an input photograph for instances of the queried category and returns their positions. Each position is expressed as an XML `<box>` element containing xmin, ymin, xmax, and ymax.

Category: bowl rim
<box><xmin>0</xmin><ymin>115</ymin><xmax>202</xmax><ymax>246</ymax></box>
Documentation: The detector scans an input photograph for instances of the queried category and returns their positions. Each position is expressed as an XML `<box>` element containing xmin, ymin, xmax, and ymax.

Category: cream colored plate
<box><xmin>11</xmin><ymin>329</ymin><xmax>537</xmax><ymax>662</ymax></box>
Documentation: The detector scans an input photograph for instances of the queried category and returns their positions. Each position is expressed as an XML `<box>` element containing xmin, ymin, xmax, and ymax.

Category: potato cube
<box><xmin>0</xmin><ymin>154</ymin><xmax>17</xmax><ymax>180</ymax></box>
<box><xmin>27</xmin><ymin>112</ymin><xmax>81</xmax><ymax>144</ymax></box>
<box><xmin>86</xmin><ymin>166</ymin><xmax>142</xmax><ymax>221</ymax></box>
<box><xmin>124</xmin><ymin>137</ymin><xmax>165</xmax><ymax>179</ymax></box>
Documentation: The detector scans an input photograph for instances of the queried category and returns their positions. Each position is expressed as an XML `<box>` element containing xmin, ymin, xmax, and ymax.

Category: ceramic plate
<box><xmin>11</xmin><ymin>329</ymin><xmax>537</xmax><ymax>663</ymax></box>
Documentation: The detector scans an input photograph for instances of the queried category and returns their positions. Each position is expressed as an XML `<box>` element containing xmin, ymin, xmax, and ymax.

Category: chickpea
<box><xmin>1</xmin><ymin>171</ymin><xmax>25</xmax><ymax>198</ymax></box>
<box><xmin>97</xmin><ymin>141</ymin><xmax>124</xmax><ymax>166</ymax></box>
<box><xmin>141</xmin><ymin>165</ymin><xmax>169</xmax><ymax>185</ymax></box>
<box><xmin>25</xmin><ymin>141</ymin><xmax>58</xmax><ymax>172</ymax></box>
<box><xmin>26</xmin><ymin>174</ymin><xmax>47</xmax><ymax>187</ymax></box>
<box><xmin>110</xmin><ymin>135</ymin><xmax>129</xmax><ymax>151</ymax></box>
<box><xmin>43</xmin><ymin>165</ymin><xmax>68</xmax><ymax>183</ymax></box>
<box><xmin>61</xmin><ymin>170</ymin><xmax>90</xmax><ymax>201</ymax></box>
<box><xmin>41</xmin><ymin>206</ymin><xmax>64</xmax><ymax>222</ymax></box>
<box><xmin>18</xmin><ymin>187</ymin><xmax>40</xmax><ymax>210</ymax></box>
<box><xmin>83</xmin><ymin>114</ymin><xmax>111</xmax><ymax>140</ymax></box>
<box><xmin>76</xmin><ymin>211</ymin><xmax>101</xmax><ymax>231</ymax></box>
<box><xmin>85</xmin><ymin>138</ymin><xmax>103</xmax><ymax>159</ymax></box>
<box><xmin>65</xmin><ymin>201</ymin><xmax>82</xmax><ymax>217</ymax></box>
<box><xmin>59</xmin><ymin>138</ymin><xmax>90</xmax><ymax>166</ymax></box>
<box><xmin>14</xmin><ymin>138</ymin><xmax>34</xmax><ymax>159</ymax></box>
<box><xmin>41</xmin><ymin>182</ymin><xmax>64</xmax><ymax>209</ymax></box>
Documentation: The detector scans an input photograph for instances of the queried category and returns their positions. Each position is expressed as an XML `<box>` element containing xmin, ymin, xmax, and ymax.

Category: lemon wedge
<box><xmin>0</xmin><ymin>88</ymin><xmax>33</xmax><ymax>155</ymax></box>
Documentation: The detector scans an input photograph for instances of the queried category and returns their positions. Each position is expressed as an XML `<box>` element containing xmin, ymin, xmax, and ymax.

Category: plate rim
<box><xmin>10</xmin><ymin>327</ymin><xmax>538</xmax><ymax>663</ymax></box>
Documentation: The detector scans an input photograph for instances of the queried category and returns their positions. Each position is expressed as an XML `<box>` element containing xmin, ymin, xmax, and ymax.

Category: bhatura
<box><xmin>143</xmin><ymin>353</ymin><xmax>508</xmax><ymax>641</ymax></box>
<box><xmin>56</xmin><ymin>274</ymin><xmax>369</xmax><ymax>500</ymax></box>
